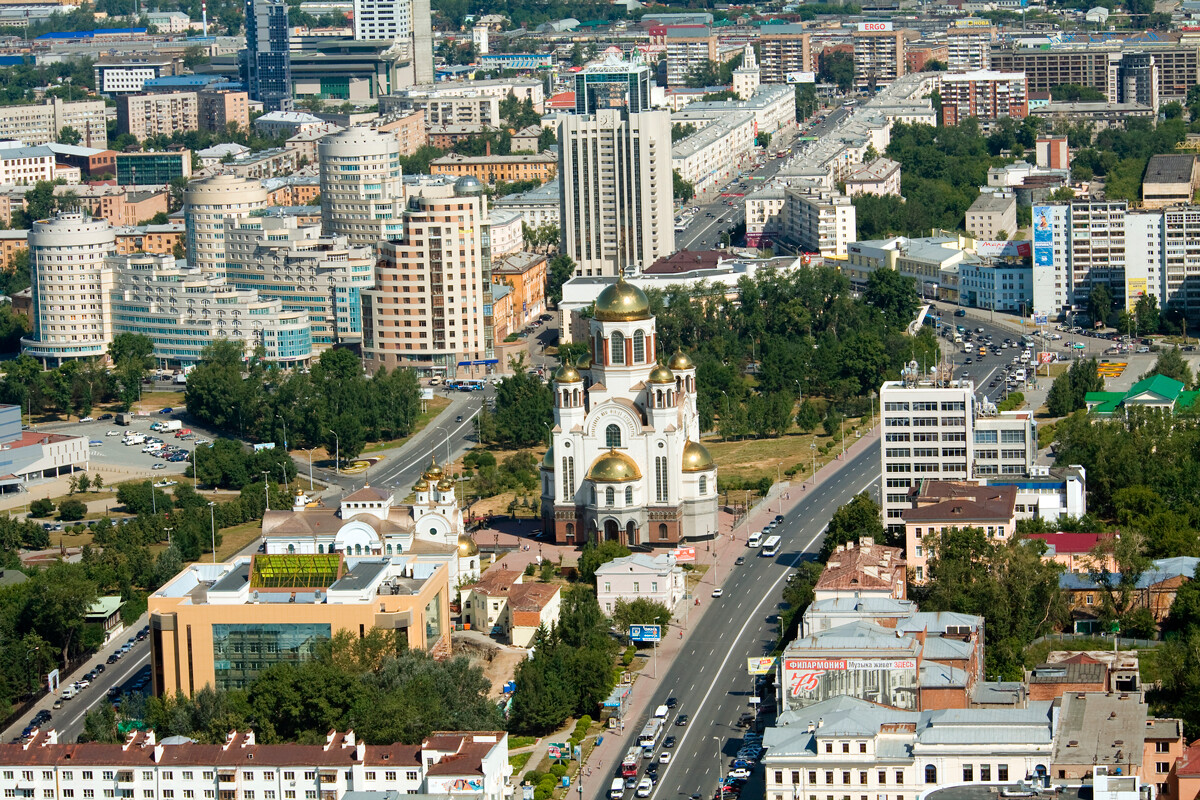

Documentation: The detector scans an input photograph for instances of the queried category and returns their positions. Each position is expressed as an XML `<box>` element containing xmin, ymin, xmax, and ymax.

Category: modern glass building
<box><xmin>244</xmin><ymin>0</ymin><xmax>293</xmax><ymax>111</ymax></box>
<box><xmin>573</xmin><ymin>52</ymin><xmax>653</xmax><ymax>114</ymax></box>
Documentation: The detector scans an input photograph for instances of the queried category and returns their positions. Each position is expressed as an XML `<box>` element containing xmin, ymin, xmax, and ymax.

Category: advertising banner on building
<box><xmin>671</xmin><ymin>547</ymin><xmax>697</xmax><ymax>563</ymax></box>
<box><xmin>1033</xmin><ymin>206</ymin><xmax>1055</xmax><ymax>268</ymax></box>
<box><xmin>786</xmin><ymin>71</ymin><xmax>817</xmax><ymax>83</ymax></box>
<box><xmin>975</xmin><ymin>240</ymin><xmax>1032</xmax><ymax>258</ymax></box>
<box><xmin>858</xmin><ymin>21</ymin><xmax>893</xmax><ymax>30</ymax></box>
<box><xmin>781</xmin><ymin>657</ymin><xmax>919</xmax><ymax>708</ymax></box>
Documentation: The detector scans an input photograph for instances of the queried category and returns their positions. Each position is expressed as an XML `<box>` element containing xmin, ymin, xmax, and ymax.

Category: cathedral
<box><xmin>540</xmin><ymin>277</ymin><xmax>718</xmax><ymax>546</ymax></box>
<box><xmin>261</xmin><ymin>462</ymin><xmax>482</xmax><ymax>587</ymax></box>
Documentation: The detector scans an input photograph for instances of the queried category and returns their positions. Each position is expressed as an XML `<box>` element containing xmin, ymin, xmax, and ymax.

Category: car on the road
<box><xmin>954</xmin><ymin>309</ymin><xmax>967</xmax><ymax>317</ymax></box>
<box><xmin>734</xmin><ymin>556</ymin><xmax>745</xmax><ymax>565</ymax></box>
<box><xmin>666</xmin><ymin>697</ymin><xmax>677</xmax><ymax>708</ymax></box>
<box><xmin>636</xmin><ymin>779</ymin><xmax>654</xmax><ymax>797</ymax></box>
<box><xmin>90</xmin><ymin>440</ymin><xmax>104</xmax><ymax>446</ymax></box>
<box><xmin>456</xmin><ymin>415</ymin><xmax>464</xmax><ymax>422</ymax></box>
<box><xmin>152</xmin><ymin>463</ymin><xmax>166</xmax><ymax>470</ymax></box>
<box><xmin>711</xmin><ymin>587</ymin><xmax>723</xmax><ymax>598</ymax></box>
<box><xmin>728</xmin><ymin>769</ymin><xmax>751</xmax><ymax>780</ymax></box>
<box><xmin>107</xmin><ymin>654</ymin><xmax>120</xmax><ymax>664</ymax></box>
<box><xmin>75</xmin><ymin>678</ymin><xmax>90</xmax><ymax>688</ymax></box>
<box><xmin>663</xmin><ymin>736</ymin><xmax>676</xmax><ymax>748</ymax></box>
<box><xmin>106</xmin><ymin>430</ymin><xmax>121</xmax><ymax>436</ymax></box>
<box><xmin>52</xmin><ymin>699</ymin><xmax>63</xmax><ymax>709</ymax></box>
<box><xmin>645</xmin><ymin>765</ymin><xmax>658</xmax><ymax>780</ymax></box>
<box><xmin>675</xmin><ymin>714</ymin><xmax>689</xmax><ymax>726</ymax></box>
<box><xmin>624</xmin><ymin>777</ymin><xmax>638</xmax><ymax>790</ymax></box>
<box><xmin>160</xmin><ymin>408</ymin><xmax>173</xmax><ymax>414</ymax></box>
<box><xmin>658</xmin><ymin>752</ymin><xmax>671</xmax><ymax>764</ymax></box>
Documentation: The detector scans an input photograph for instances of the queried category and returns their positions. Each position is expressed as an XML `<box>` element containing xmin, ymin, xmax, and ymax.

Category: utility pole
<box><xmin>262</xmin><ymin>471</ymin><xmax>270</xmax><ymax>512</ymax></box>
<box><xmin>208</xmin><ymin>501</ymin><xmax>217</xmax><ymax>563</ymax></box>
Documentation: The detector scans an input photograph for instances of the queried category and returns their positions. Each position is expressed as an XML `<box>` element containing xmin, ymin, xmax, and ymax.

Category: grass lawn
<box><xmin>509</xmin><ymin>736</ymin><xmax>538</xmax><ymax>749</ymax></box>
<box><xmin>214</xmin><ymin>519</ymin><xmax>266</xmax><ymax>562</ymax></box>
<box><xmin>1023</xmin><ymin>636</ymin><xmax>1162</xmax><ymax>684</ymax></box>
<box><xmin>704</xmin><ymin>423</ymin><xmax>865</xmax><ymax>485</ymax></box>
<box><xmin>362</xmin><ymin>396</ymin><xmax>452</xmax><ymax>454</ymax></box>
<box><xmin>508</xmin><ymin>753</ymin><xmax>532</xmax><ymax>774</ymax></box>
<box><xmin>131</xmin><ymin>392</ymin><xmax>186</xmax><ymax>414</ymax></box>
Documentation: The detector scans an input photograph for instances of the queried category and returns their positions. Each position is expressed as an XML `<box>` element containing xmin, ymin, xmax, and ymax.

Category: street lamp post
<box><xmin>261</xmin><ymin>471</ymin><xmax>270</xmax><ymax>512</ymax></box>
<box><xmin>327</xmin><ymin>430</ymin><xmax>340</xmax><ymax>475</ymax></box>
<box><xmin>276</xmin><ymin>414</ymin><xmax>288</xmax><ymax>452</ymax></box>
<box><xmin>208</xmin><ymin>501</ymin><xmax>217</xmax><ymax>562</ymax></box>
<box><xmin>163</xmin><ymin>526</ymin><xmax>173</xmax><ymax>549</ymax></box>
<box><xmin>279</xmin><ymin>464</ymin><xmax>289</xmax><ymax>494</ymax></box>
<box><xmin>306</xmin><ymin>449</ymin><xmax>315</xmax><ymax>491</ymax></box>
<box><xmin>810</xmin><ymin>441</ymin><xmax>816</xmax><ymax>482</ymax></box>
<box><xmin>713</xmin><ymin>736</ymin><xmax>722</xmax><ymax>800</ymax></box>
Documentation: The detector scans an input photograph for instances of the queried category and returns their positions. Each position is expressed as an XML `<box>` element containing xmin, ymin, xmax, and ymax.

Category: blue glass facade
<box><xmin>212</xmin><ymin>623</ymin><xmax>331</xmax><ymax>689</ymax></box>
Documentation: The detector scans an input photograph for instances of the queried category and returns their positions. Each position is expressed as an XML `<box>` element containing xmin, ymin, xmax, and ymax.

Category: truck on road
<box><xmin>123</xmin><ymin>434</ymin><xmax>146</xmax><ymax>446</ymax></box>
<box><xmin>151</xmin><ymin>419</ymin><xmax>182</xmax><ymax>433</ymax></box>
<box><xmin>610</xmin><ymin>779</ymin><xmax>626</xmax><ymax>800</ymax></box>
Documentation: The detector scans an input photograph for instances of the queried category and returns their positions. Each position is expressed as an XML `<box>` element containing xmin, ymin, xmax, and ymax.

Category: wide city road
<box><xmin>580</xmin><ymin>439</ymin><xmax>881</xmax><ymax>800</ymax></box>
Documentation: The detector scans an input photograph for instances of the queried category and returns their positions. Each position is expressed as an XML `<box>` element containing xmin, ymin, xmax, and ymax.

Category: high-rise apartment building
<box><xmin>318</xmin><ymin>127</ymin><xmax>407</xmax><ymax>250</ymax></box>
<box><xmin>938</xmin><ymin>70</ymin><xmax>1028</xmax><ymax>126</ymax></box>
<box><xmin>758</xmin><ymin>26</ymin><xmax>813</xmax><ymax>84</ymax></box>
<box><xmin>946</xmin><ymin>24</ymin><xmax>994</xmax><ymax>70</ymax></box>
<box><xmin>0</xmin><ymin>98</ymin><xmax>107</xmax><ymax>148</ymax></box>
<box><xmin>783</xmin><ymin>183</ymin><xmax>857</xmax><ymax>257</ymax></box>
<box><xmin>224</xmin><ymin>215</ymin><xmax>375</xmax><ymax>347</ymax></box>
<box><xmin>116</xmin><ymin>92</ymin><xmax>199</xmax><ymax>140</ymax></box>
<box><xmin>573</xmin><ymin>54</ymin><xmax>653</xmax><ymax>115</ymax></box>
<box><xmin>991</xmin><ymin>45</ymin><xmax>1198</xmax><ymax>103</ymax></box>
<box><xmin>879</xmin><ymin>374</ymin><xmax>1036</xmax><ymax>538</ymax></box>
<box><xmin>197</xmin><ymin>88</ymin><xmax>251</xmax><ymax>133</ymax></box>
<box><xmin>20</xmin><ymin>212</ymin><xmax>116</xmax><ymax>366</ymax></box>
<box><xmin>351</xmin><ymin>0</ymin><xmax>431</xmax><ymax>83</ymax></box>
<box><xmin>245</xmin><ymin>0</ymin><xmax>292</xmax><ymax>111</ymax></box>
<box><xmin>183</xmin><ymin>174</ymin><xmax>269</xmax><ymax>277</ymax></box>
<box><xmin>558</xmin><ymin>108</ymin><xmax>675</xmax><ymax>277</ymax></box>
<box><xmin>361</xmin><ymin>177</ymin><xmax>494</xmax><ymax>377</ymax></box>
<box><xmin>853</xmin><ymin>29</ymin><xmax>906</xmax><ymax>91</ymax></box>
<box><xmin>664</xmin><ymin>26</ymin><xmax>717</xmax><ymax>87</ymax></box>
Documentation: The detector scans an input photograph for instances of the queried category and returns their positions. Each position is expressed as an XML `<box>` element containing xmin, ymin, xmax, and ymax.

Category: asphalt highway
<box><xmin>580</xmin><ymin>439</ymin><xmax>882</xmax><ymax>800</ymax></box>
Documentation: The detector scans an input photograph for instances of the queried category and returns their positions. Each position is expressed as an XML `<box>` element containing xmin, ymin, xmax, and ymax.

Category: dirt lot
<box><xmin>452</xmin><ymin>631</ymin><xmax>528</xmax><ymax>699</ymax></box>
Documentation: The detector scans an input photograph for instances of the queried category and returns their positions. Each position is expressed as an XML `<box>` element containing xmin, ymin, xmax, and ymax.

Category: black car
<box><xmin>663</xmin><ymin>736</ymin><xmax>676</xmax><ymax>748</ymax></box>
<box><xmin>456</xmin><ymin>415</ymin><xmax>463</xmax><ymax>422</ymax></box>
<box><xmin>107</xmin><ymin>654</ymin><xmax>119</xmax><ymax>664</ymax></box>
<box><xmin>666</xmin><ymin>697</ymin><xmax>677</xmax><ymax>708</ymax></box>
<box><xmin>646</xmin><ymin>765</ymin><xmax>659</xmax><ymax>779</ymax></box>
<box><xmin>98</xmin><ymin>413</ymin><xmax>113</xmax><ymax>420</ymax></box>
<box><xmin>675</xmin><ymin>714</ymin><xmax>689</xmax><ymax>726</ymax></box>
<box><xmin>774</xmin><ymin>515</ymin><xmax>784</xmax><ymax>523</ymax></box>
<box><xmin>734</xmin><ymin>556</ymin><xmax>745</xmax><ymax>565</ymax></box>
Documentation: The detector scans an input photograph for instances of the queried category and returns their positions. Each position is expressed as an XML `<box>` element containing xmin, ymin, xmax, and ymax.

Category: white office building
<box><xmin>183</xmin><ymin>174</ymin><xmax>269</xmax><ymax>277</ymax></box>
<box><xmin>318</xmin><ymin>127</ymin><xmax>407</xmax><ymax>251</ymax></box>
<box><xmin>559</xmin><ymin>108</ymin><xmax>675</xmax><ymax>278</ymax></box>
<box><xmin>783</xmin><ymin>183</ymin><xmax>857</xmax><ymax>257</ymax></box>
<box><xmin>20</xmin><ymin>212</ymin><xmax>116</xmax><ymax>365</ymax></box>
<box><xmin>109</xmin><ymin>253</ymin><xmax>314</xmax><ymax>365</ymax></box>
<box><xmin>224</xmin><ymin>215</ymin><xmax>375</xmax><ymax>347</ymax></box>
<box><xmin>879</xmin><ymin>373</ymin><xmax>1036</xmax><ymax>536</ymax></box>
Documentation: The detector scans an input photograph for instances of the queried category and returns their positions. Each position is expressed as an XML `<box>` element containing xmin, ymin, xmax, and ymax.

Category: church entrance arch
<box><xmin>626</xmin><ymin>521</ymin><xmax>638</xmax><ymax>546</ymax></box>
<box><xmin>604</xmin><ymin>519</ymin><xmax>619</xmax><ymax>542</ymax></box>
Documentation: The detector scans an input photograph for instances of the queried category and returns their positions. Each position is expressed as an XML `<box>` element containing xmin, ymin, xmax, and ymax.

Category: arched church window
<box><xmin>633</xmin><ymin>330</ymin><xmax>645</xmax><ymax>363</ymax></box>
<box><xmin>317</xmin><ymin>544</ymin><xmax>324</xmax><ymax>554</ymax></box>
<box><xmin>606</xmin><ymin>424</ymin><xmax>621</xmax><ymax>448</ymax></box>
<box><xmin>606</xmin><ymin>487</ymin><xmax>615</xmax><ymax>506</ymax></box>
<box><xmin>625</xmin><ymin>486</ymin><xmax>633</xmax><ymax>505</ymax></box>
<box><xmin>287</xmin><ymin>544</ymin><xmax>295</xmax><ymax>554</ymax></box>
<box><xmin>699</xmin><ymin>476</ymin><xmax>707</xmax><ymax>495</ymax></box>
<box><xmin>611</xmin><ymin>332</ymin><xmax>625</xmax><ymax>365</ymax></box>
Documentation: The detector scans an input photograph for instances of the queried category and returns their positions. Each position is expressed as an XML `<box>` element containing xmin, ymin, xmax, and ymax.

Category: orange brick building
<box><xmin>429</xmin><ymin>152</ymin><xmax>556</xmax><ymax>185</ymax></box>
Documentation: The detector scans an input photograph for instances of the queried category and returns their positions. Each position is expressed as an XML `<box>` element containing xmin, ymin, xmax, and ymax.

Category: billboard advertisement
<box><xmin>671</xmin><ymin>547</ymin><xmax>696</xmax><ymax>563</ymax></box>
<box><xmin>781</xmin><ymin>657</ymin><xmax>918</xmax><ymax>709</ymax></box>
<box><xmin>954</xmin><ymin>18</ymin><xmax>992</xmax><ymax>25</ymax></box>
<box><xmin>746</xmin><ymin>657</ymin><xmax>777</xmax><ymax>675</ymax></box>
<box><xmin>786</xmin><ymin>71</ymin><xmax>817</xmax><ymax>83</ymax></box>
<box><xmin>1033</xmin><ymin>206</ymin><xmax>1055</xmax><ymax>268</ymax></box>
<box><xmin>975</xmin><ymin>240</ymin><xmax>1032</xmax><ymax>258</ymax></box>
<box><xmin>858</xmin><ymin>21</ymin><xmax>893</xmax><ymax>30</ymax></box>
<box><xmin>1127</xmin><ymin>278</ymin><xmax>1147</xmax><ymax>299</ymax></box>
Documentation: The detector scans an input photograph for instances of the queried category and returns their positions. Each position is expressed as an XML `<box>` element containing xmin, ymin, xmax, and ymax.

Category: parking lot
<box><xmin>47</xmin><ymin>409</ymin><xmax>219</xmax><ymax>479</ymax></box>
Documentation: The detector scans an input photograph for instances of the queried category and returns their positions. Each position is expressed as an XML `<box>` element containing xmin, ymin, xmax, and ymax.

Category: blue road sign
<box><xmin>629</xmin><ymin>624</ymin><xmax>662</xmax><ymax>642</ymax></box>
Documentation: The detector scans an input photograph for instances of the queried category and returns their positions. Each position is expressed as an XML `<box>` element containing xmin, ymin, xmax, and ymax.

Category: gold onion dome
<box><xmin>458</xmin><ymin>533</ymin><xmax>480</xmax><ymax>556</ymax></box>
<box><xmin>586</xmin><ymin>448</ymin><xmax>643</xmax><ymax>482</ymax></box>
<box><xmin>413</xmin><ymin>478</ymin><xmax>430</xmax><ymax>492</ymax></box>
<box><xmin>594</xmin><ymin>276</ymin><xmax>651</xmax><ymax>322</ymax></box>
<box><xmin>576</xmin><ymin>353</ymin><xmax>593</xmax><ymax>370</ymax></box>
<box><xmin>542</xmin><ymin>445</ymin><xmax>554</xmax><ymax>469</ymax></box>
<box><xmin>668</xmin><ymin>349</ymin><xmax>694</xmax><ymax>371</ymax></box>
<box><xmin>682</xmin><ymin>439</ymin><xmax>715</xmax><ymax>472</ymax></box>
<box><xmin>437</xmin><ymin>477</ymin><xmax>455</xmax><ymax>491</ymax></box>
<box><xmin>555</xmin><ymin>362</ymin><xmax>582</xmax><ymax>383</ymax></box>
<box><xmin>648</xmin><ymin>363</ymin><xmax>675</xmax><ymax>384</ymax></box>
<box><xmin>422</xmin><ymin>459</ymin><xmax>443</xmax><ymax>480</ymax></box>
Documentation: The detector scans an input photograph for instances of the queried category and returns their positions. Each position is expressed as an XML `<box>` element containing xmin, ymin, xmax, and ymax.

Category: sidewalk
<box><xmin>579</xmin><ymin>427</ymin><xmax>882</xmax><ymax>779</ymax></box>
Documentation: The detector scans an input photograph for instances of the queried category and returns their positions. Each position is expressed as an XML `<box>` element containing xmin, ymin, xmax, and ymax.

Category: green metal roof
<box><xmin>86</xmin><ymin>596</ymin><xmax>124</xmax><ymax>619</ymax></box>
<box><xmin>250</xmin><ymin>554</ymin><xmax>344</xmax><ymax>589</ymax></box>
<box><xmin>1126</xmin><ymin>373</ymin><xmax>1185</xmax><ymax>403</ymax></box>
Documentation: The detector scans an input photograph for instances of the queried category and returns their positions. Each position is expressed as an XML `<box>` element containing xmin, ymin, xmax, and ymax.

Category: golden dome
<box><xmin>413</xmin><ymin>478</ymin><xmax>430</xmax><ymax>492</ymax></box>
<box><xmin>668</xmin><ymin>349</ymin><xmax>694</xmax><ymax>371</ymax></box>
<box><xmin>576</xmin><ymin>353</ymin><xmax>592</xmax><ymax>370</ymax></box>
<box><xmin>682</xmin><ymin>439</ymin><xmax>715</xmax><ymax>473</ymax></box>
<box><xmin>586</xmin><ymin>448</ymin><xmax>643</xmax><ymax>482</ymax></box>
<box><xmin>542</xmin><ymin>445</ymin><xmax>554</xmax><ymax>469</ymax></box>
<box><xmin>458</xmin><ymin>533</ymin><xmax>479</xmax><ymax>557</ymax></box>
<box><xmin>422</xmin><ymin>458</ymin><xmax>443</xmax><ymax>481</ymax></box>
<box><xmin>437</xmin><ymin>477</ymin><xmax>455</xmax><ymax>491</ymax></box>
<box><xmin>594</xmin><ymin>276</ymin><xmax>651</xmax><ymax>322</ymax></box>
<box><xmin>647</xmin><ymin>363</ymin><xmax>675</xmax><ymax>384</ymax></box>
<box><xmin>555</xmin><ymin>362</ymin><xmax>582</xmax><ymax>383</ymax></box>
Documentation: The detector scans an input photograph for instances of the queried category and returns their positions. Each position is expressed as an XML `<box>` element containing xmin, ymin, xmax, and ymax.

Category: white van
<box><xmin>654</xmin><ymin>705</ymin><xmax>668</xmax><ymax>719</ymax></box>
<box><xmin>610</xmin><ymin>779</ymin><xmax>626</xmax><ymax>800</ymax></box>
<box><xmin>747</xmin><ymin>532</ymin><xmax>762</xmax><ymax>547</ymax></box>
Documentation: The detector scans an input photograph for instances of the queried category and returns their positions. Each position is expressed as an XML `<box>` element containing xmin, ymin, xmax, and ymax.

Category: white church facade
<box><xmin>261</xmin><ymin>462</ymin><xmax>482</xmax><ymax>587</ymax></box>
<box><xmin>540</xmin><ymin>277</ymin><xmax>718</xmax><ymax>547</ymax></box>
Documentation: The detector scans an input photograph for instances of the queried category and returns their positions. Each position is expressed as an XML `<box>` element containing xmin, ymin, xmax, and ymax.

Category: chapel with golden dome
<box><xmin>540</xmin><ymin>276</ymin><xmax>717</xmax><ymax>546</ymax></box>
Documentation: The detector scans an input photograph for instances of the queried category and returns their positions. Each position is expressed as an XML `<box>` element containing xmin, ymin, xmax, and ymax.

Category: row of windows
<box><xmin>772</xmin><ymin>764</ymin><xmax>1010</xmax><ymax>788</ymax></box>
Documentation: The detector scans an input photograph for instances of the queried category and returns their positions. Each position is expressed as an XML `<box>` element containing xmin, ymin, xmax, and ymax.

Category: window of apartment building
<box><xmin>895</xmin><ymin>772</ymin><xmax>904</xmax><ymax>785</ymax></box>
<box><xmin>203</xmin><ymin>775</ymin><xmax>214</xmax><ymax>782</ymax></box>
<box><xmin>826</xmin><ymin>773</ymin><xmax>834</xmax><ymax>785</ymax></box>
<box><xmin>809</xmin><ymin>773</ymin><xmax>818</xmax><ymax>785</ymax></box>
<box><xmin>842</xmin><ymin>773</ymin><xmax>851</xmax><ymax>785</ymax></box>
<box><xmin>103</xmin><ymin>775</ymin><xmax>114</xmax><ymax>782</ymax></box>
<box><xmin>842</xmin><ymin>743</ymin><xmax>850</xmax><ymax>753</ymax></box>
<box><xmin>1158</xmin><ymin>742</ymin><xmax>1172</xmax><ymax>753</ymax></box>
<box><xmin>405</xmin><ymin>773</ymin><xmax>418</xmax><ymax>782</ymax></box>
<box><xmin>1086</xmin><ymin>594</ymin><xmax>1094</xmax><ymax>605</ymax></box>
<box><xmin>43</xmin><ymin>773</ymin><xmax>52</xmax><ymax>781</ymax></box>
<box><xmin>859</xmin><ymin>773</ymin><xmax>868</xmax><ymax>785</ymax></box>
<box><xmin>365</xmin><ymin>774</ymin><xmax>375</xmax><ymax>782</ymax></box>
<box><xmin>825</xmin><ymin>743</ymin><xmax>833</xmax><ymax>753</ymax></box>
<box><xmin>963</xmin><ymin>767</ymin><xmax>973</xmax><ymax>782</ymax></box>
<box><xmin>1157</xmin><ymin>763</ymin><xmax>1171</xmax><ymax>774</ymax></box>
<box><xmin>385</xmin><ymin>774</ymin><xmax>396</xmax><ymax>782</ymax></box>
<box><xmin>997</xmin><ymin>766</ymin><xmax>1008</xmax><ymax>782</ymax></box>
<box><xmin>776</xmin><ymin>773</ymin><xmax>784</xmax><ymax>785</ymax></box>
<box><xmin>980</xmin><ymin>766</ymin><xmax>991</xmax><ymax>782</ymax></box>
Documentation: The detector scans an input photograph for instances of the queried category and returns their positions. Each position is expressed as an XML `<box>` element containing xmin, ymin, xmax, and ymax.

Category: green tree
<box><xmin>818</xmin><ymin>51</ymin><xmax>855</xmax><ymax>92</ymax></box>
<box><xmin>493</xmin><ymin>354</ymin><xmax>552</xmax><ymax>447</ymax></box>
<box><xmin>1046</xmin><ymin>358</ymin><xmax>1104</xmax><ymax>417</ymax></box>
<box><xmin>778</xmin><ymin>560</ymin><xmax>824</xmax><ymax>645</ymax></box>
<box><xmin>863</xmin><ymin>268</ymin><xmax>918</xmax><ymax>327</ymax></box>
<box><xmin>547</xmin><ymin>254</ymin><xmax>574</xmax><ymax>305</ymax></box>
<box><xmin>1135</xmin><ymin>293</ymin><xmax>1161</xmax><ymax>335</ymax></box>
<box><xmin>79</xmin><ymin>704</ymin><xmax>121</xmax><ymax>743</ymax></box>
<box><xmin>27</xmin><ymin>562</ymin><xmax>98</xmax><ymax>666</ymax></box>
<box><xmin>795</xmin><ymin>398</ymin><xmax>820</xmax><ymax>432</ymax></box>
<box><xmin>610</xmin><ymin>598</ymin><xmax>671</xmax><ymax>636</ymax></box>
<box><xmin>29</xmin><ymin>498</ymin><xmax>54</xmax><ymax>517</ymax></box>
<box><xmin>1141</xmin><ymin>347</ymin><xmax>1192</xmax><ymax>388</ymax></box>
<box><xmin>109</xmin><ymin>333</ymin><xmax>155</xmax><ymax>411</ymax></box>
<box><xmin>821</xmin><ymin>492</ymin><xmax>887</xmax><ymax>558</ymax></box>
<box><xmin>672</xmin><ymin>169</ymin><xmax>695</xmax><ymax>203</ymax></box>
<box><xmin>56</xmin><ymin>126</ymin><xmax>81</xmax><ymax>145</ymax></box>
<box><xmin>57</xmin><ymin>498</ymin><xmax>86</xmax><ymax>521</ymax></box>
<box><xmin>578</xmin><ymin>539</ymin><xmax>631</xmax><ymax>584</ymax></box>
<box><xmin>1089</xmin><ymin>282</ymin><xmax>1114</xmax><ymax>325</ymax></box>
